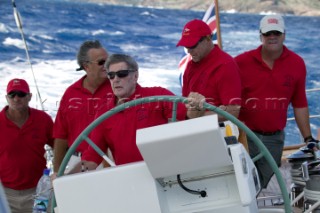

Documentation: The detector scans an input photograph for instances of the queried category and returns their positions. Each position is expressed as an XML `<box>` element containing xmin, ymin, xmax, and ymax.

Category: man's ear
<box><xmin>134</xmin><ymin>71</ymin><xmax>139</xmax><ymax>81</ymax></box>
<box><xmin>27</xmin><ymin>93</ymin><xmax>32</xmax><ymax>102</ymax></box>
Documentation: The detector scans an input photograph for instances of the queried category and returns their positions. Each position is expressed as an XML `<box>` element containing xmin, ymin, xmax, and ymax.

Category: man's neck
<box><xmin>261</xmin><ymin>47</ymin><xmax>283</xmax><ymax>69</ymax></box>
<box><xmin>6</xmin><ymin>108</ymin><xmax>29</xmax><ymax>128</ymax></box>
<box><xmin>83</xmin><ymin>77</ymin><xmax>106</xmax><ymax>94</ymax></box>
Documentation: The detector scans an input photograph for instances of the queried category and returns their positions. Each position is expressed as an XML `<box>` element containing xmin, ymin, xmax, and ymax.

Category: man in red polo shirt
<box><xmin>176</xmin><ymin>19</ymin><xmax>241</xmax><ymax>121</ymax></box>
<box><xmin>0</xmin><ymin>78</ymin><xmax>53</xmax><ymax>213</ymax></box>
<box><xmin>68</xmin><ymin>54</ymin><xmax>205</xmax><ymax>171</ymax></box>
<box><xmin>235</xmin><ymin>15</ymin><xmax>316</xmax><ymax>188</ymax></box>
<box><xmin>53</xmin><ymin>40</ymin><xmax>112</xmax><ymax>176</ymax></box>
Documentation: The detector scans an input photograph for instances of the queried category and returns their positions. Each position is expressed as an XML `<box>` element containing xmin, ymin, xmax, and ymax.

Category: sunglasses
<box><xmin>89</xmin><ymin>59</ymin><xmax>106</xmax><ymax>66</ymax></box>
<box><xmin>262</xmin><ymin>31</ymin><xmax>283</xmax><ymax>37</ymax></box>
<box><xmin>107</xmin><ymin>70</ymin><xmax>136</xmax><ymax>80</ymax></box>
<box><xmin>187</xmin><ymin>37</ymin><xmax>206</xmax><ymax>49</ymax></box>
<box><xmin>7</xmin><ymin>91</ymin><xmax>28</xmax><ymax>99</ymax></box>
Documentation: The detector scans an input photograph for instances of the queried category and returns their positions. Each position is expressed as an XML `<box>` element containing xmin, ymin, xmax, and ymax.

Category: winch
<box><xmin>286</xmin><ymin>146</ymin><xmax>316</xmax><ymax>207</ymax></box>
<box><xmin>302</xmin><ymin>159</ymin><xmax>320</xmax><ymax>212</ymax></box>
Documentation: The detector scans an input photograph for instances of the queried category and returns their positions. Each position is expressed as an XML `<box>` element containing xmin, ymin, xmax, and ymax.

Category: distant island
<box><xmin>86</xmin><ymin>0</ymin><xmax>320</xmax><ymax>16</ymax></box>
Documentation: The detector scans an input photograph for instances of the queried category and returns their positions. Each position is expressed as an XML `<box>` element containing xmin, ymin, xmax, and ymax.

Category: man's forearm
<box><xmin>53</xmin><ymin>138</ymin><xmax>68</xmax><ymax>173</ymax></box>
<box><xmin>294</xmin><ymin>107</ymin><xmax>312</xmax><ymax>139</ymax></box>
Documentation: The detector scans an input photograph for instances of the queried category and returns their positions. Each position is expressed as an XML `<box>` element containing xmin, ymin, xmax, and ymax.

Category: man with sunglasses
<box><xmin>235</xmin><ymin>15</ymin><xmax>316</xmax><ymax>189</ymax></box>
<box><xmin>0</xmin><ymin>78</ymin><xmax>53</xmax><ymax>213</ymax></box>
<box><xmin>52</xmin><ymin>40</ymin><xmax>112</xmax><ymax>178</ymax></box>
<box><xmin>68</xmin><ymin>54</ymin><xmax>205</xmax><ymax>171</ymax></box>
<box><xmin>176</xmin><ymin>19</ymin><xmax>241</xmax><ymax>121</ymax></box>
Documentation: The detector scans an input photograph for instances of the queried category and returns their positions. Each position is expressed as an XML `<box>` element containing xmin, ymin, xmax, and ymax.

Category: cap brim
<box><xmin>176</xmin><ymin>36</ymin><xmax>201</xmax><ymax>47</ymax></box>
<box><xmin>7</xmin><ymin>89</ymin><xmax>29</xmax><ymax>93</ymax></box>
<box><xmin>260</xmin><ymin>26</ymin><xmax>284</xmax><ymax>33</ymax></box>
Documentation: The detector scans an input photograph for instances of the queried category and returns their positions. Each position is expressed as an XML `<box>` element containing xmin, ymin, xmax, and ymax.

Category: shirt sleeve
<box><xmin>45</xmin><ymin>114</ymin><xmax>54</xmax><ymax>147</ymax></box>
<box><xmin>81</xmin><ymin>121</ymin><xmax>108</xmax><ymax>165</ymax></box>
<box><xmin>291</xmin><ymin>59</ymin><xmax>308</xmax><ymax>108</ymax></box>
<box><xmin>214</xmin><ymin>61</ymin><xmax>242</xmax><ymax>106</ymax></box>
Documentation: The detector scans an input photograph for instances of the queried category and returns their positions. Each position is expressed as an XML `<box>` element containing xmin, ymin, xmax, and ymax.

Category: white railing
<box><xmin>287</xmin><ymin>88</ymin><xmax>320</xmax><ymax>121</ymax></box>
<box><xmin>286</xmin><ymin>88</ymin><xmax>320</xmax><ymax>145</ymax></box>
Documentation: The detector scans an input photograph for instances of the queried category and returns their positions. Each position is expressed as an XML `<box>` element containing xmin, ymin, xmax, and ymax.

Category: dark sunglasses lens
<box><xmin>7</xmin><ymin>93</ymin><xmax>14</xmax><ymax>98</ymax></box>
<box><xmin>97</xmin><ymin>60</ymin><xmax>106</xmax><ymax>66</ymax></box>
<box><xmin>107</xmin><ymin>70</ymin><xmax>132</xmax><ymax>79</ymax></box>
<box><xmin>117</xmin><ymin>70</ymin><xmax>130</xmax><ymax>78</ymax></box>
<box><xmin>188</xmin><ymin>44</ymin><xmax>197</xmax><ymax>50</ymax></box>
<box><xmin>8</xmin><ymin>91</ymin><xmax>27</xmax><ymax>98</ymax></box>
<box><xmin>274</xmin><ymin>31</ymin><xmax>282</xmax><ymax>36</ymax></box>
<box><xmin>107</xmin><ymin>72</ymin><xmax>116</xmax><ymax>79</ymax></box>
<box><xmin>263</xmin><ymin>31</ymin><xmax>282</xmax><ymax>37</ymax></box>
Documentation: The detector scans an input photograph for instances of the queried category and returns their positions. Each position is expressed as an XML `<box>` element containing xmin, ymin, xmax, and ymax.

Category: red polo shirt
<box><xmin>182</xmin><ymin>45</ymin><xmax>241</xmax><ymax>106</ymax></box>
<box><xmin>0</xmin><ymin>106</ymin><xmax>53</xmax><ymax>190</ymax></box>
<box><xmin>235</xmin><ymin>45</ymin><xmax>308</xmax><ymax>132</ymax></box>
<box><xmin>53</xmin><ymin>76</ymin><xmax>112</xmax><ymax>152</ymax></box>
<box><xmin>82</xmin><ymin>84</ymin><xmax>186</xmax><ymax>165</ymax></box>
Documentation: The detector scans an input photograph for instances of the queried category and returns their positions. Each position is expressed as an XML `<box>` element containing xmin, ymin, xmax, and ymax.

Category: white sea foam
<box><xmin>3</xmin><ymin>37</ymin><xmax>25</xmax><ymax>49</ymax></box>
<box><xmin>0</xmin><ymin>59</ymin><xmax>181</xmax><ymax>119</ymax></box>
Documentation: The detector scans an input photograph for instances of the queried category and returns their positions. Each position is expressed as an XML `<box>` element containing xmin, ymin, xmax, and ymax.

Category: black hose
<box><xmin>177</xmin><ymin>174</ymin><xmax>207</xmax><ymax>198</ymax></box>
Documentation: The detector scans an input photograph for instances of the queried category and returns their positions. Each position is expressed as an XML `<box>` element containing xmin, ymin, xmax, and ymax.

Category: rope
<box><xmin>304</xmin><ymin>188</ymin><xmax>320</xmax><ymax>212</ymax></box>
<box><xmin>304</xmin><ymin>188</ymin><xmax>320</xmax><ymax>201</ymax></box>
<box><xmin>11</xmin><ymin>0</ymin><xmax>44</xmax><ymax>110</ymax></box>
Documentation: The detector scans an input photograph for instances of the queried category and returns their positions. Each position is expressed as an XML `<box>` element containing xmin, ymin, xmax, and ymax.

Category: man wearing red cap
<box><xmin>177</xmin><ymin>19</ymin><xmax>241</xmax><ymax>121</ymax></box>
<box><xmin>0</xmin><ymin>78</ymin><xmax>53</xmax><ymax>213</ymax></box>
<box><xmin>235</xmin><ymin>15</ymin><xmax>315</xmax><ymax>188</ymax></box>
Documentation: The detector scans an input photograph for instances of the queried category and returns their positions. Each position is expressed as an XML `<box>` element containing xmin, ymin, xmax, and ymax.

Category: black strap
<box><xmin>304</xmin><ymin>135</ymin><xmax>314</xmax><ymax>143</ymax></box>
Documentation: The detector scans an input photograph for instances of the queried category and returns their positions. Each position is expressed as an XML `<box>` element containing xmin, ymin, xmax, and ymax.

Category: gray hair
<box><xmin>105</xmin><ymin>54</ymin><xmax>139</xmax><ymax>72</ymax></box>
<box><xmin>76</xmin><ymin>40</ymin><xmax>104</xmax><ymax>71</ymax></box>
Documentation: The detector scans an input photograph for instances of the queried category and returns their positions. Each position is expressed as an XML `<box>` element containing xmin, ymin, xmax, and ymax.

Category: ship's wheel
<box><xmin>53</xmin><ymin>96</ymin><xmax>291</xmax><ymax>213</ymax></box>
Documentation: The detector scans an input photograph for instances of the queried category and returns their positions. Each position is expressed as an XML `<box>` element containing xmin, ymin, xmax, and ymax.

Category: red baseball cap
<box><xmin>176</xmin><ymin>19</ymin><xmax>212</xmax><ymax>47</ymax></box>
<box><xmin>7</xmin><ymin>78</ymin><xmax>30</xmax><ymax>94</ymax></box>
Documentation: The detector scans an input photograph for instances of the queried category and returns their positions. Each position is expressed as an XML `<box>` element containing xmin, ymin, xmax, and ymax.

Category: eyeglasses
<box><xmin>107</xmin><ymin>70</ymin><xmax>136</xmax><ymax>80</ymax></box>
<box><xmin>7</xmin><ymin>91</ymin><xmax>28</xmax><ymax>99</ymax></box>
<box><xmin>187</xmin><ymin>37</ymin><xmax>206</xmax><ymax>49</ymax></box>
<box><xmin>261</xmin><ymin>31</ymin><xmax>283</xmax><ymax>37</ymax></box>
<box><xmin>88</xmin><ymin>59</ymin><xmax>106</xmax><ymax>66</ymax></box>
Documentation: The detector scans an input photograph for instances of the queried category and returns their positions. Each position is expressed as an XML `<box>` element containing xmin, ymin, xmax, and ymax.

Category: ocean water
<box><xmin>1</xmin><ymin>0</ymin><xmax>320</xmax><ymax>145</ymax></box>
